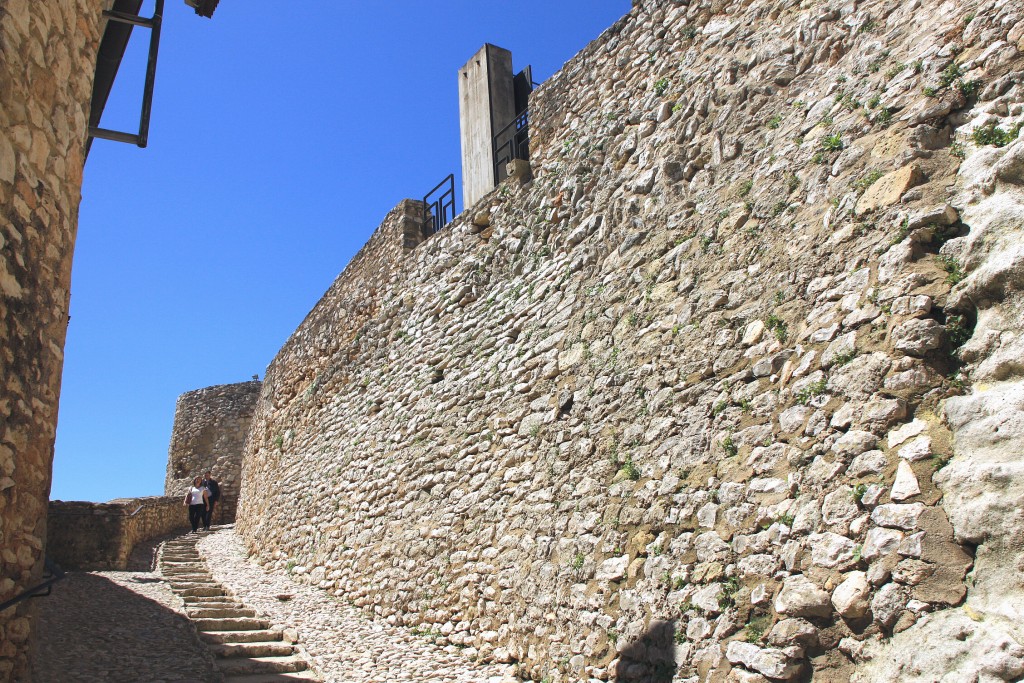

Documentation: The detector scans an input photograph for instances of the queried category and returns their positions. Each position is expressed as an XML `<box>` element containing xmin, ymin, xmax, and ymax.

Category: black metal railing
<box><xmin>88</xmin><ymin>0</ymin><xmax>165</xmax><ymax>150</ymax></box>
<box><xmin>492</xmin><ymin>109</ymin><xmax>530</xmax><ymax>184</ymax></box>
<box><xmin>0</xmin><ymin>558</ymin><xmax>65</xmax><ymax>614</ymax></box>
<box><xmin>422</xmin><ymin>173</ymin><xmax>456</xmax><ymax>237</ymax></box>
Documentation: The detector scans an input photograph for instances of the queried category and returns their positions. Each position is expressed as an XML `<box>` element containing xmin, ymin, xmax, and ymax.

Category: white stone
<box><xmin>848</xmin><ymin>450</ymin><xmax>888</xmax><ymax>477</ymax></box>
<box><xmin>595</xmin><ymin>555</ymin><xmax>629</xmax><ymax>581</ymax></box>
<box><xmin>692</xmin><ymin>583</ymin><xmax>724</xmax><ymax>614</ymax></box>
<box><xmin>862</xmin><ymin>527</ymin><xmax>904</xmax><ymax>562</ymax></box>
<box><xmin>697</xmin><ymin>502</ymin><xmax>719</xmax><ymax>529</ymax></box>
<box><xmin>831</xmin><ymin>571</ymin><xmax>871</xmax><ymax>618</ymax></box>
<box><xmin>832</xmin><ymin>430</ymin><xmax>878</xmax><ymax>459</ymax></box>
<box><xmin>725</xmin><ymin>641</ymin><xmax>800</xmax><ymax>680</ymax></box>
<box><xmin>892</xmin><ymin>318</ymin><xmax>944</xmax><ymax>356</ymax></box>
<box><xmin>890</xmin><ymin>461</ymin><xmax>920</xmax><ymax>501</ymax></box>
<box><xmin>871</xmin><ymin>503</ymin><xmax>926</xmax><ymax>530</ymax></box>
<box><xmin>822</xmin><ymin>486</ymin><xmax>859</xmax><ymax>528</ymax></box>
<box><xmin>887</xmin><ymin>419</ymin><xmax>928</xmax><ymax>448</ymax></box>
<box><xmin>898</xmin><ymin>531</ymin><xmax>925</xmax><ymax>558</ymax></box>
<box><xmin>775</xmin><ymin>575</ymin><xmax>832</xmax><ymax>618</ymax></box>
<box><xmin>742</xmin><ymin>320</ymin><xmax>766</xmax><ymax>346</ymax></box>
<box><xmin>779</xmin><ymin>405</ymin><xmax>813</xmax><ymax>433</ymax></box>
<box><xmin>808</xmin><ymin>532</ymin><xmax>857</xmax><ymax>569</ymax></box>
<box><xmin>897</xmin><ymin>436</ymin><xmax>932</xmax><ymax>462</ymax></box>
<box><xmin>871</xmin><ymin>582</ymin><xmax>908</xmax><ymax>627</ymax></box>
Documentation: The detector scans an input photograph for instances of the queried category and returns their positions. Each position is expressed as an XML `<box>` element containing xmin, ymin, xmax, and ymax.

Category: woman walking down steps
<box><xmin>184</xmin><ymin>476</ymin><xmax>210</xmax><ymax>534</ymax></box>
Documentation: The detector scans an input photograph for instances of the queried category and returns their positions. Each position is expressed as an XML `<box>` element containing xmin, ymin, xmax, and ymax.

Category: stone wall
<box><xmin>164</xmin><ymin>380</ymin><xmax>262</xmax><ymax>523</ymax></box>
<box><xmin>46</xmin><ymin>496</ymin><xmax>187</xmax><ymax>571</ymax></box>
<box><xmin>238</xmin><ymin>0</ymin><xmax>1024</xmax><ymax>681</ymax></box>
<box><xmin>0</xmin><ymin>1</ymin><xmax>112</xmax><ymax>679</ymax></box>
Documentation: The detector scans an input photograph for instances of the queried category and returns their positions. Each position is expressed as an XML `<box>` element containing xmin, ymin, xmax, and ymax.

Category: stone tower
<box><xmin>164</xmin><ymin>380</ymin><xmax>261</xmax><ymax>523</ymax></box>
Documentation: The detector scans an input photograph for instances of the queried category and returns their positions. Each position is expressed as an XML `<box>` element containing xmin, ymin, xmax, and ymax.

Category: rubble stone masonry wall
<box><xmin>0</xmin><ymin>1</ymin><xmax>112</xmax><ymax>679</ymax></box>
<box><xmin>164</xmin><ymin>380</ymin><xmax>262</xmax><ymax>523</ymax></box>
<box><xmin>239</xmin><ymin>0</ymin><xmax>1024</xmax><ymax>680</ymax></box>
<box><xmin>47</xmin><ymin>496</ymin><xmax>187</xmax><ymax>570</ymax></box>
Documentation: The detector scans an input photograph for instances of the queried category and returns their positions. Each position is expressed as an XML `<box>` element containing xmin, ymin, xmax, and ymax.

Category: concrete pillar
<box><xmin>458</xmin><ymin>44</ymin><xmax>516</xmax><ymax>209</ymax></box>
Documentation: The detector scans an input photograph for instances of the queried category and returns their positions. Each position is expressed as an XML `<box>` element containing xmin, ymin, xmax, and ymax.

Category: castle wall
<box><xmin>237</xmin><ymin>0</ymin><xmax>1024</xmax><ymax>680</ymax></box>
<box><xmin>46</xmin><ymin>495</ymin><xmax>186</xmax><ymax>570</ymax></box>
<box><xmin>164</xmin><ymin>380</ymin><xmax>262</xmax><ymax>523</ymax></box>
<box><xmin>0</xmin><ymin>1</ymin><xmax>112</xmax><ymax>679</ymax></box>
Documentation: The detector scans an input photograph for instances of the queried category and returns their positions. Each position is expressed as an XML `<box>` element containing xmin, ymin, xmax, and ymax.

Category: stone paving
<box><xmin>196</xmin><ymin>527</ymin><xmax>522</xmax><ymax>683</ymax></box>
<box><xmin>31</xmin><ymin>567</ymin><xmax>219</xmax><ymax>682</ymax></box>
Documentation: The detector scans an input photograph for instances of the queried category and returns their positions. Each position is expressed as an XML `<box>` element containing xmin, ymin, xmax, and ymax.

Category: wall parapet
<box><xmin>47</xmin><ymin>496</ymin><xmax>186</xmax><ymax>571</ymax></box>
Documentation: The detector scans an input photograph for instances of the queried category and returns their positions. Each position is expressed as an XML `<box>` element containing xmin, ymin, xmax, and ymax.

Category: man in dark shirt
<box><xmin>201</xmin><ymin>471</ymin><xmax>220</xmax><ymax>530</ymax></box>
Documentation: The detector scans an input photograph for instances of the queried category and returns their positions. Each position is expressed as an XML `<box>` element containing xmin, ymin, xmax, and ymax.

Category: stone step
<box><xmin>221</xmin><ymin>672</ymin><xmax>320</xmax><ymax>683</ymax></box>
<box><xmin>211</xmin><ymin>641</ymin><xmax>296</xmax><ymax>659</ymax></box>
<box><xmin>185</xmin><ymin>599</ymin><xmax>244</xmax><ymax>609</ymax></box>
<box><xmin>179</xmin><ymin>587</ymin><xmax>228</xmax><ymax>598</ymax></box>
<box><xmin>188</xmin><ymin>607</ymin><xmax>258</xmax><ymax>619</ymax></box>
<box><xmin>164</xmin><ymin>574</ymin><xmax>213</xmax><ymax>582</ymax></box>
<box><xmin>195</xmin><ymin>617</ymin><xmax>271</xmax><ymax>632</ymax></box>
<box><xmin>216</xmin><ymin>656</ymin><xmax>308</xmax><ymax>676</ymax></box>
<box><xmin>200</xmin><ymin>629</ymin><xmax>284</xmax><ymax>645</ymax></box>
<box><xmin>170</xmin><ymin>581</ymin><xmax>219</xmax><ymax>589</ymax></box>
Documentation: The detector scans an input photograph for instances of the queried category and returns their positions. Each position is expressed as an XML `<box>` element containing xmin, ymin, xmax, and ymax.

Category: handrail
<box><xmin>0</xmin><ymin>558</ymin><xmax>65</xmax><ymax>614</ymax></box>
<box><xmin>422</xmin><ymin>173</ymin><xmax>456</xmax><ymax>237</ymax></box>
<box><xmin>492</xmin><ymin>109</ymin><xmax>530</xmax><ymax>184</ymax></box>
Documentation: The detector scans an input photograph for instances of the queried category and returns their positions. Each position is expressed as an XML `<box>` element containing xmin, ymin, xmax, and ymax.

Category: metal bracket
<box><xmin>88</xmin><ymin>0</ymin><xmax>164</xmax><ymax>148</ymax></box>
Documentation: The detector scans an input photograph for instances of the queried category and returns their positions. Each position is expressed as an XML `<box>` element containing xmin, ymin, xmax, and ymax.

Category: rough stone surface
<box><xmin>223</xmin><ymin>0</ymin><xmax>1024</xmax><ymax>680</ymax></box>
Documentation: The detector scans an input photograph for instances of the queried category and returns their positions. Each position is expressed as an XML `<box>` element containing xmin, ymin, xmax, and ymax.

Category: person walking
<box><xmin>201</xmin><ymin>470</ymin><xmax>220</xmax><ymax>531</ymax></box>
<box><xmin>183</xmin><ymin>476</ymin><xmax>209</xmax><ymax>533</ymax></box>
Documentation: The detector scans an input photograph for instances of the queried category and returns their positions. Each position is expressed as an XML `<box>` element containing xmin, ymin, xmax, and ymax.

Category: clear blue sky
<box><xmin>52</xmin><ymin>0</ymin><xmax>631</xmax><ymax>502</ymax></box>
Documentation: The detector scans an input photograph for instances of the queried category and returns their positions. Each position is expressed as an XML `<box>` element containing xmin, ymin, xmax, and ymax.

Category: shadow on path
<box><xmin>29</xmin><ymin>570</ymin><xmax>218</xmax><ymax>683</ymax></box>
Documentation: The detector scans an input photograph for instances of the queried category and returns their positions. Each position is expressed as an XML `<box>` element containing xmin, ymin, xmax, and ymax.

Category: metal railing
<box><xmin>89</xmin><ymin>0</ymin><xmax>164</xmax><ymax>149</ymax></box>
<box><xmin>0</xmin><ymin>558</ymin><xmax>65</xmax><ymax>614</ymax></box>
<box><xmin>422</xmin><ymin>173</ymin><xmax>456</xmax><ymax>237</ymax></box>
<box><xmin>492</xmin><ymin>109</ymin><xmax>530</xmax><ymax>184</ymax></box>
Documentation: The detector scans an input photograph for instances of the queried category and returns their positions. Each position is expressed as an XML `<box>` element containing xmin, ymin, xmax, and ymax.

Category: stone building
<box><xmin>164</xmin><ymin>380</ymin><xmax>261</xmax><ymax>523</ymax></box>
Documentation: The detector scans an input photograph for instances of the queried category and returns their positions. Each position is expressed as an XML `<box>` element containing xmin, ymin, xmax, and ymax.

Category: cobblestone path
<box><xmin>31</xmin><ymin>552</ymin><xmax>219</xmax><ymax>682</ymax></box>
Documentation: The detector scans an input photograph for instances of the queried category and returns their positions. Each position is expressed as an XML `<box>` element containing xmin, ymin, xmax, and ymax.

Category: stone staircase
<box><xmin>160</xmin><ymin>533</ymin><xmax>320</xmax><ymax>682</ymax></box>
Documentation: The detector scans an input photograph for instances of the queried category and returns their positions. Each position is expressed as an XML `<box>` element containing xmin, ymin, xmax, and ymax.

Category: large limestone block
<box><xmin>856</xmin><ymin>164</ymin><xmax>924</xmax><ymax>215</ymax></box>
<box><xmin>832</xmin><ymin>571</ymin><xmax>871</xmax><ymax>619</ymax></box>
<box><xmin>775</xmin><ymin>575</ymin><xmax>832</xmax><ymax>618</ymax></box>
<box><xmin>725</xmin><ymin>641</ymin><xmax>801</xmax><ymax>680</ymax></box>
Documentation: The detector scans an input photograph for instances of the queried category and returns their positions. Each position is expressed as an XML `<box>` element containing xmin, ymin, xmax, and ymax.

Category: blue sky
<box><xmin>52</xmin><ymin>0</ymin><xmax>631</xmax><ymax>502</ymax></box>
